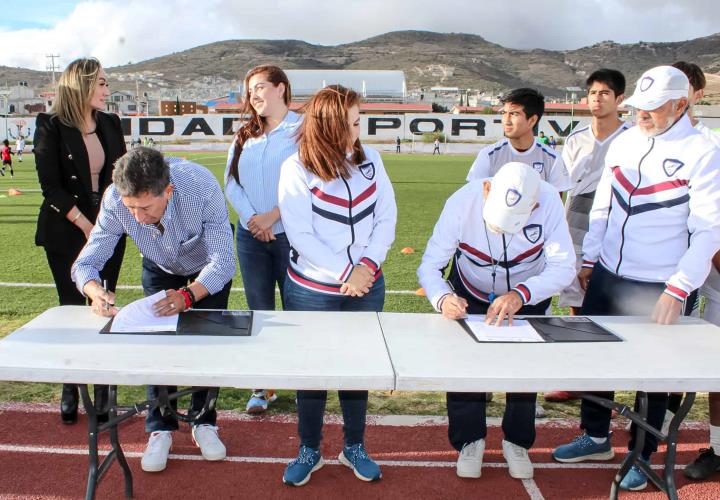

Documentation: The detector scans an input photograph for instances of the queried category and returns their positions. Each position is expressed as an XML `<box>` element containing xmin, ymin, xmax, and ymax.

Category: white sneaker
<box><xmin>192</xmin><ymin>424</ymin><xmax>226</xmax><ymax>461</ymax></box>
<box><xmin>141</xmin><ymin>431</ymin><xmax>172</xmax><ymax>472</ymax></box>
<box><xmin>502</xmin><ymin>439</ymin><xmax>533</xmax><ymax>479</ymax></box>
<box><xmin>457</xmin><ymin>438</ymin><xmax>485</xmax><ymax>478</ymax></box>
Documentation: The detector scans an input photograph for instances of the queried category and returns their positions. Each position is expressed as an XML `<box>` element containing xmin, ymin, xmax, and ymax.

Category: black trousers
<box><xmin>446</xmin><ymin>264</ymin><xmax>551</xmax><ymax>451</ymax></box>
<box><xmin>45</xmin><ymin>235</ymin><xmax>126</xmax><ymax>305</ymax></box>
<box><xmin>45</xmin><ymin>236</ymin><xmax>126</xmax><ymax>413</ymax></box>
<box><xmin>141</xmin><ymin>258</ymin><xmax>232</xmax><ymax>432</ymax></box>
<box><xmin>579</xmin><ymin>263</ymin><xmax>696</xmax><ymax>459</ymax></box>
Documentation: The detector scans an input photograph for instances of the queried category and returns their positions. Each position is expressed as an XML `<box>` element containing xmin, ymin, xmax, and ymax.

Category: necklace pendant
<box><xmin>489</xmin><ymin>292</ymin><xmax>496</xmax><ymax>302</ymax></box>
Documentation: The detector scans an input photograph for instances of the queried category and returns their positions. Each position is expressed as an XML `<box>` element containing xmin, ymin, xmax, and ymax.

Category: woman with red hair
<box><xmin>278</xmin><ymin>85</ymin><xmax>397</xmax><ymax>486</ymax></box>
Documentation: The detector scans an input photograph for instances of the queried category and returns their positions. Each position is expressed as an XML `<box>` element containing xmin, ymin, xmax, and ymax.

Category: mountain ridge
<box><xmin>2</xmin><ymin>30</ymin><xmax>719</xmax><ymax>100</ymax></box>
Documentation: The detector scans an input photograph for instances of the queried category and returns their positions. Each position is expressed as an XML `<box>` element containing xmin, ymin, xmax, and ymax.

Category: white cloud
<box><xmin>0</xmin><ymin>0</ymin><xmax>718</xmax><ymax>70</ymax></box>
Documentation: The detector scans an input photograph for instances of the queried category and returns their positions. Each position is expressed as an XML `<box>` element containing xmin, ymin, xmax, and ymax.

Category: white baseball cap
<box><xmin>482</xmin><ymin>162</ymin><xmax>541</xmax><ymax>234</ymax></box>
<box><xmin>622</xmin><ymin>66</ymin><xmax>689</xmax><ymax>111</ymax></box>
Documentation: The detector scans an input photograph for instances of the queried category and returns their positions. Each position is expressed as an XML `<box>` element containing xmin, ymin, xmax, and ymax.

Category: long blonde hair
<box><xmin>53</xmin><ymin>57</ymin><xmax>102</xmax><ymax>132</ymax></box>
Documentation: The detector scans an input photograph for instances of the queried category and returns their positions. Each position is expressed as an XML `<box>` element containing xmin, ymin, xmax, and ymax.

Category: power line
<box><xmin>45</xmin><ymin>54</ymin><xmax>60</xmax><ymax>86</ymax></box>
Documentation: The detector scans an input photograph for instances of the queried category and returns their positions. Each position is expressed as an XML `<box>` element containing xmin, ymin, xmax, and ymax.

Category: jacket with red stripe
<box><xmin>582</xmin><ymin>114</ymin><xmax>720</xmax><ymax>300</ymax></box>
<box><xmin>278</xmin><ymin>145</ymin><xmax>397</xmax><ymax>294</ymax></box>
<box><xmin>583</xmin><ymin>115</ymin><xmax>720</xmax><ymax>300</ymax></box>
<box><xmin>417</xmin><ymin>180</ymin><xmax>576</xmax><ymax>310</ymax></box>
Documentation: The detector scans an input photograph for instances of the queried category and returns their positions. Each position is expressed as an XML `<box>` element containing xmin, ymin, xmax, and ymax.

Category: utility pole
<box><xmin>46</xmin><ymin>54</ymin><xmax>61</xmax><ymax>86</ymax></box>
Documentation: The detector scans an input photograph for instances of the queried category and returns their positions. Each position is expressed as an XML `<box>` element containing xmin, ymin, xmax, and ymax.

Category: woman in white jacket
<box><xmin>278</xmin><ymin>85</ymin><xmax>397</xmax><ymax>487</ymax></box>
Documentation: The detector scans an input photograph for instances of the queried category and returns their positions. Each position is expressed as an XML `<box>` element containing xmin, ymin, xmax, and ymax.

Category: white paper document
<box><xmin>109</xmin><ymin>291</ymin><xmax>179</xmax><ymax>333</ymax></box>
<box><xmin>463</xmin><ymin>315</ymin><xmax>544</xmax><ymax>342</ymax></box>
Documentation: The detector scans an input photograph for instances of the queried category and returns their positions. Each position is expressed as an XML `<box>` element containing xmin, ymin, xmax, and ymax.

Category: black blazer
<box><xmin>34</xmin><ymin>111</ymin><xmax>127</xmax><ymax>254</ymax></box>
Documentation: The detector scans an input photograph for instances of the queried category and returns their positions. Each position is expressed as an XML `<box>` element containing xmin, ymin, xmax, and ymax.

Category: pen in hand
<box><xmin>103</xmin><ymin>279</ymin><xmax>113</xmax><ymax>311</ymax></box>
<box><xmin>442</xmin><ymin>280</ymin><xmax>468</xmax><ymax>320</ymax></box>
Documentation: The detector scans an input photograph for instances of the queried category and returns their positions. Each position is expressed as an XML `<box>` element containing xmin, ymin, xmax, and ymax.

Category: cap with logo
<box><xmin>622</xmin><ymin>65</ymin><xmax>689</xmax><ymax>111</ymax></box>
<box><xmin>482</xmin><ymin>162</ymin><xmax>541</xmax><ymax>234</ymax></box>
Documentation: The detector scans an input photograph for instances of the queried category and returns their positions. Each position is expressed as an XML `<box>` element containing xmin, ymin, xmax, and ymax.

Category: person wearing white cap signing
<box><xmin>417</xmin><ymin>162</ymin><xmax>576</xmax><ymax>481</ymax></box>
<box><xmin>552</xmin><ymin>65</ymin><xmax>720</xmax><ymax>491</ymax></box>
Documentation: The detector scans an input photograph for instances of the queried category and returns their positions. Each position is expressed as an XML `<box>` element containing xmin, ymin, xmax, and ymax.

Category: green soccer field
<box><xmin>0</xmin><ymin>151</ymin><xmax>708</xmax><ymax>420</ymax></box>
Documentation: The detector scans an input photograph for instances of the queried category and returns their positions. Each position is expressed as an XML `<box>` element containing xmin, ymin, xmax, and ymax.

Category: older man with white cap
<box><xmin>552</xmin><ymin>65</ymin><xmax>720</xmax><ymax>491</ymax></box>
<box><xmin>417</xmin><ymin>161</ymin><xmax>576</xmax><ymax>481</ymax></box>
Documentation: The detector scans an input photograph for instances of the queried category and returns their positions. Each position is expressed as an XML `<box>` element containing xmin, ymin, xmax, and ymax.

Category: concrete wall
<box><xmin>7</xmin><ymin>114</ymin><xmax>720</xmax><ymax>143</ymax></box>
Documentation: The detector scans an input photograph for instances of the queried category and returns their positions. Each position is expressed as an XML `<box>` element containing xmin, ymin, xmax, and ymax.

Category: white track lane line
<box><xmin>0</xmin><ymin>444</ymin><xmax>688</xmax><ymax>470</ymax></box>
<box><xmin>522</xmin><ymin>478</ymin><xmax>546</xmax><ymax>500</ymax></box>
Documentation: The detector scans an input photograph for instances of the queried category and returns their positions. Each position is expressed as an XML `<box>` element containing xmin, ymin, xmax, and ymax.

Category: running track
<box><xmin>0</xmin><ymin>403</ymin><xmax>718</xmax><ymax>499</ymax></box>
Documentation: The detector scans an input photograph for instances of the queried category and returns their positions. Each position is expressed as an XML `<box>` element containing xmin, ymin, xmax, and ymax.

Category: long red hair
<box><xmin>297</xmin><ymin>85</ymin><xmax>365</xmax><ymax>181</ymax></box>
<box><xmin>228</xmin><ymin>65</ymin><xmax>291</xmax><ymax>183</ymax></box>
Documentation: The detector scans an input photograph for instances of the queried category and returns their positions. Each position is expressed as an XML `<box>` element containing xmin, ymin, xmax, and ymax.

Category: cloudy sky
<box><xmin>1</xmin><ymin>0</ymin><xmax>719</xmax><ymax>71</ymax></box>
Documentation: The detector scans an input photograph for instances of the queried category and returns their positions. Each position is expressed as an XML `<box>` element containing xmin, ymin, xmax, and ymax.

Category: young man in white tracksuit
<box><xmin>418</xmin><ymin>162</ymin><xmax>576</xmax><ymax>481</ymax></box>
<box><xmin>552</xmin><ymin>65</ymin><xmax>720</xmax><ymax>491</ymax></box>
<box><xmin>546</xmin><ymin>70</ymin><xmax>629</xmax><ymax>404</ymax></box>
<box><xmin>466</xmin><ymin>88</ymin><xmax>572</xmax><ymax>193</ymax></box>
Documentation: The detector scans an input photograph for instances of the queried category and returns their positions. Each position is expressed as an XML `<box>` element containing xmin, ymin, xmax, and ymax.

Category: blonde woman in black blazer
<box><xmin>34</xmin><ymin>57</ymin><xmax>127</xmax><ymax>424</ymax></box>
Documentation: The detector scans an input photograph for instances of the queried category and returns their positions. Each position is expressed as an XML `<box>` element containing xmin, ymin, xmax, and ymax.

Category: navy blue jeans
<box><xmin>580</xmin><ymin>263</ymin><xmax>696</xmax><ymax>459</ymax></box>
<box><xmin>446</xmin><ymin>263</ymin><xmax>546</xmax><ymax>450</ymax></box>
<box><xmin>236</xmin><ymin>226</ymin><xmax>290</xmax><ymax>310</ymax></box>
<box><xmin>284</xmin><ymin>274</ymin><xmax>385</xmax><ymax>449</ymax></box>
<box><xmin>141</xmin><ymin>258</ymin><xmax>231</xmax><ymax>432</ymax></box>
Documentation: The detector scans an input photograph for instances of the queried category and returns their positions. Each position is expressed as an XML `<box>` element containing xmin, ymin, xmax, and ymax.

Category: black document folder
<box><xmin>457</xmin><ymin>316</ymin><xmax>622</xmax><ymax>343</ymax></box>
<box><xmin>100</xmin><ymin>309</ymin><xmax>253</xmax><ymax>336</ymax></box>
<box><xmin>526</xmin><ymin>317</ymin><xmax>621</xmax><ymax>342</ymax></box>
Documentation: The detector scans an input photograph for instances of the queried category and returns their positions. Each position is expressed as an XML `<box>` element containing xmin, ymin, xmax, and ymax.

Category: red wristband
<box><xmin>178</xmin><ymin>289</ymin><xmax>192</xmax><ymax>310</ymax></box>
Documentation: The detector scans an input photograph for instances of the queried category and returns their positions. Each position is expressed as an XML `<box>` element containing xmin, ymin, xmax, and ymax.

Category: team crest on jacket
<box><xmin>532</xmin><ymin>162</ymin><xmax>544</xmax><ymax>174</ymax></box>
<box><xmin>662</xmin><ymin>158</ymin><xmax>684</xmax><ymax>177</ymax></box>
<box><xmin>506</xmin><ymin>188</ymin><xmax>522</xmax><ymax>207</ymax></box>
<box><xmin>523</xmin><ymin>224</ymin><xmax>542</xmax><ymax>243</ymax></box>
<box><xmin>359</xmin><ymin>162</ymin><xmax>375</xmax><ymax>180</ymax></box>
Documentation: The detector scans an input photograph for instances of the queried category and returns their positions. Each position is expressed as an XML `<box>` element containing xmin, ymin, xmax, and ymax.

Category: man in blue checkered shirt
<box><xmin>72</xmin><ymin>146</ymin><xmax>235</xmax><ymax>473</ymax></box>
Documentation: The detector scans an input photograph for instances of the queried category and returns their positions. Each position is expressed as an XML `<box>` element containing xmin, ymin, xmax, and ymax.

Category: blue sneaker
<box><xmin>553</xmin><ymin>434</ymin><xmax>615</xmax><ymax>463</ymax></box>
<box><xmin>338</xmin><ymin>443</ymin><xmax>382</xmax><ymax>481</ymax></box>
<box><xmin>246</xmin><ymin>390</ymin><xmax>277</xmax><ymax>414</ymax></box>
<box><xmin>620</xmin><ymin>459</ymin><xmax>649</xmax><ymax>491</ymax></box>
<box><xmin>283</xmin><ymin>445</ymin><xmax>324</xmax><ymax>486</ymax></box>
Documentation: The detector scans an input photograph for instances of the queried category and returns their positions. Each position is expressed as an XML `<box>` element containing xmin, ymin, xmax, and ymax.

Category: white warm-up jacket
<box><xmin>278</xmin><ymin>145</ymin><xmax>397</xmax><ymax>295</ymax></box>
<box><xmin>582</xmin><ymin>114</ymin><xmax>720</xmax><ymax>301</ymax></box>
<box><xmin>418</xmin><ymin>180</ymin><xmax>576</xmax><ymax>311</ymax></box>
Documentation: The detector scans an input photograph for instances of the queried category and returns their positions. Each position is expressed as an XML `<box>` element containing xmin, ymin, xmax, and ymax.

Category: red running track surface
<box><xmin>1</xmin><ymin>404</ymin><xmax>719</xmax><ymax>499</ymax></box>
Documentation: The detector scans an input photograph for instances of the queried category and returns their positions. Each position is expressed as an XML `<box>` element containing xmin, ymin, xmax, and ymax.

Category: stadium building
<box><xmin>272</xmin><ymin>70</ymin><xmax>407</xmax><ymax>103</ymax></box>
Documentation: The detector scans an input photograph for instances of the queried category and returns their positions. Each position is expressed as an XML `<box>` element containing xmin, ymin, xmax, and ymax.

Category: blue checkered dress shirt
<box><xmin>72</xmin><ymin>158</ymin><xmax>236</xmax><ymax>295</ymax></box>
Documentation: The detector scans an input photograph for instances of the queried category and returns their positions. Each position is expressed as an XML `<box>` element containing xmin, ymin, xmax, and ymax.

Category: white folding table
<box><xmin>379</xmin><ymin>312</ymin><xmax>720</xmax><ymax>500</ymax></box>
<box><xmin>0</xmin><ymin>306</ymin><xmax>394</xmax><ymax>499</ymax></box>
<box><xmin>2</xmin><ymin>307</ymin><xmax>719</xmax><ymax>500</ymax></box>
